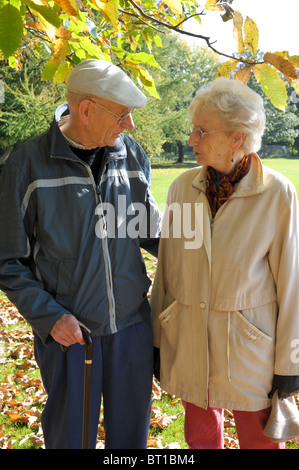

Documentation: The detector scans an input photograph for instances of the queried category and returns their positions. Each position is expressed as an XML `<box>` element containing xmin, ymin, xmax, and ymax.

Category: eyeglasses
<box><xmin>88</xmin><ymin>99</ymin><xmax>134</xmax><ymax>124</ymax></box>
<box><xmin>192</xmin><ymin>128</ymin><xmax>222</xmax><ymax>140</ymax></box>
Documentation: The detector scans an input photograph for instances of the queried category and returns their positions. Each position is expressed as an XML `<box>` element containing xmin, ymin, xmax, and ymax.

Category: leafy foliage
<box><xmin>129</xmin><ymin>34</ymin><xmax>221</xmax><ymax>159</ymax></box>
<box><xmin>0</xmin><ymin>0</ymin><xmax>298</xmax><ymax>109</ymax></box>
<box><xmin>217</xmin><ymin>10</ymin><xmax>299</xmax><ymax>110</ymax></box>
<box><xmin>0</xmin><ymin>52</ymin><xmax>64</xmax><ymax>154</ymax></box>
<box><xmin>0</xmin><ymin>33</ymin><xmax>221</xmax><ymax>158</ymax></box>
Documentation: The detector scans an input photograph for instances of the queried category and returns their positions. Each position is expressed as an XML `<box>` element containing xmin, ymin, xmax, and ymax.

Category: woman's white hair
<box><xmin>188</xmin><ymin>77</ymin><xmax>266</xmax><ymax>154</ymax></box>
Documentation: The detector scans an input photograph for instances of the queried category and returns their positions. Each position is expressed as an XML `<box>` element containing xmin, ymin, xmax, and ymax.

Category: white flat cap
<box><xmin>66</xmin><ymin>59</ymin><xmax>147</xmax><ymax>109</ymax></box>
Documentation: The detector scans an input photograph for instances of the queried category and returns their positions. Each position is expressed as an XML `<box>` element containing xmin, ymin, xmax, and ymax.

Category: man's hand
<box><xmin>50</xmin><ymin>314</ymin><xmax>91</xmax><ymax>347</ymax></box>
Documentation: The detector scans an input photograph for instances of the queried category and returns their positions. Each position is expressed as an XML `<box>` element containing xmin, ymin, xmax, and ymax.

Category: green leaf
<box><xmin>41</xmin><ymin>59</ymin><xmax>59</xmax><ymax>81</ymax></box>
<box><xmin>78</xmin><ymin>37</ymin><xmax>110</xmax><ymax>60</ymax></box>
<box><xmin>125</xmin><ymin>51</ymin><xmax>161</xmax><ymax>69</ymax></box>
<box><xmin>125</xmin><ymin>64</ymin><xmax>160</xmax><ymax>99</ymax></box>
<box><xmin>251</xmin><ymin>63</ymin><xmax>287</xmax><ymax>111</ymax></box>
<box><xmin>21</xmin><ymin>0</ymin><xmax>61</xmax><ymax>28</ymax></box>
<box><xmin>153</xmin><ymin>34</ymin><xmax>163</xmax><ymax>48</ymax></box>
<box><xmin>54</xmin><ymin>61</ymin><xmax>72</xmax><ymax>83</ymax></box>
<box><xmin>0</xmin><ymin>3</ymin><xmax>23</xmax><ymax>58</ymax></box>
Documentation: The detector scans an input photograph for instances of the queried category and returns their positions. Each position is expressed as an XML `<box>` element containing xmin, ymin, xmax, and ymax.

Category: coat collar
<box><xmin>191</xmin><ymin>153</ymin><xmax>264</xmax><ymax>198</ymax></box>
<box><xmin>191</xmin><ymin>153</ymin><xmax>264</xmax><ymax>270</ymax></box>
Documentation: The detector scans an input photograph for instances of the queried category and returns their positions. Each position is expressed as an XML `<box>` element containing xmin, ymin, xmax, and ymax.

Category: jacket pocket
<box><xmin>37</xmin><ymin>257</ymin><xmax>75</xmax><ymax>297</ymax></box>
<box><xmin>159</xmin><ymin>300</ymin><xmax>179</xmax><ymax>357</ymax></box>
<box><xmin>159</xmin><ymin>300</ymin><xmax>179</xmax><ymax>329</ymax></box>
<box><xmin>159</xmin><ymin>300</ymin><xmax>193</xmax><ymax>387</ymax></box>
<box><xmin>228</xmin><ymin>308</ymin><xmax>275</xmax><ymax>396</ymax></box>
<box><xmin>56</xmin><ymin>258</ymin><xmax>76</xmax><ymax>296</ymax></box>
<box><xmin>234</xmin><ymin>310</ymin><xmax>273</xmax><ymax>347</ymax></box>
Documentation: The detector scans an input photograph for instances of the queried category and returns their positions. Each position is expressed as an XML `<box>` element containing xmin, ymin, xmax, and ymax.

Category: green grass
<box><xmin>150</xmin><ymin>395</ymin><xmax>187</xmax><ymax>449</ymax></box>
<box><xmin>150</xmin><ymin>161</ymin><xmax>196</xmax><ymax>206</ymax></box>
<box><xmin>263</xmin><ymin>158</ymin><xmax>299</xmax><ymax>192</ymax></box>
<box><xmin>150</xmin><ymin>158</ymin><xmax>299</xmax><ymax>205</ymax></box>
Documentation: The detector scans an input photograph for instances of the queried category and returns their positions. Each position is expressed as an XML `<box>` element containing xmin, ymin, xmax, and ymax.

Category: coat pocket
<box><xmin>159</xmin><ymin>300</ymin><xmax>179</xmax><ymax>329</ymax></box>
<box><xmin>37</xmin><ymin>257</ymin><xmax>76</xmax><ymax>298</ymax></box>
<box><xmin>159</xmin><ymin>300</ymin><xmax>180</xmax><ymax>364</ymax></box>
<box><xmin>228</xmin><ymin>308</ymin><xmax>275</xmax><ymax>397</ymax></box>
<box><xmin>234</xmin><ymin>310</ymin><xmax>273</xmax><ymax>347</ymax></box>
<box><xmin>159</xmin><ymin>300</ymin><xmax>193</xmax><ymax>387</ymax></box>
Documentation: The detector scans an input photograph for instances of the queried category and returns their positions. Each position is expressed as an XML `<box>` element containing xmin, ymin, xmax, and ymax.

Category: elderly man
<box><xmin>0</xmin><ymin>60</ymin><xmax>161</xmax><ymax>449</ymax></box>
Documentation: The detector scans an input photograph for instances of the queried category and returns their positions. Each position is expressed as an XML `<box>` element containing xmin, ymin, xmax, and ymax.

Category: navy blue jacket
<box><xmin>0</xmin><ymin>104</ymin><xmax>161</xmax><ymax>343</ymax></box>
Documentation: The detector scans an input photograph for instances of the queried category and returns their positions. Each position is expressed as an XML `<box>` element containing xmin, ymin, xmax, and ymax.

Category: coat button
<box><xmin>200</xmin><ymin>302</ymin><xmax>206</xmax><ymax>309</ymax></box>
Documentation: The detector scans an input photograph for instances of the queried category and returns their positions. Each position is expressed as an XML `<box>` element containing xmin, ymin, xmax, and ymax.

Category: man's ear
<box><xmin>78</xmin><ymin>99</ymin><xmax>92</xmax><ymax>126</ymax></box>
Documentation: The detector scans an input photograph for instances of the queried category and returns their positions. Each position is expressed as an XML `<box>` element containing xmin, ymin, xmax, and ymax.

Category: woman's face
<box><xmin>188</xmin><ymin>108</ymin><xmax>237</xmax><ymax>174</ymax></box>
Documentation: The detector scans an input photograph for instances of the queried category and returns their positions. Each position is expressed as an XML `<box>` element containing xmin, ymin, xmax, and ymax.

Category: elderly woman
<box><xmin>150</xmin><ymin>77</ymin><xmax>299</xmax><ymax>449</ymax></box>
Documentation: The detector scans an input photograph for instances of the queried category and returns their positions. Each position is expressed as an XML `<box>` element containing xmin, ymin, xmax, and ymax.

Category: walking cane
<box><xmin>80</xmin><ymin>326</ymin><xmax>93</xmax><ymax>449</ymax></box>
<box><xmin>61</xmin><ymin>326</ymin><xmax>93</xmax><ymax>449</ymax></box>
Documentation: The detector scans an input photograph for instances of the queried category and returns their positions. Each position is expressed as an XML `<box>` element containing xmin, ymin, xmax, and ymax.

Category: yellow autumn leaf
<box><xmin>251</xmin><ymin>63</ymin><xmax>287</xmax><ymax>111</ymax></box>
<box><xmin>52</xmin><ymin>0</ymin><xmax>78</xmax><ymax>17</ymax></box>
<box><xmin>124</xmin><ymin>62</ymin><xmax>153</xmax><ymax>86</ymax></box>
<box><xmin>89</xmin><ymin>0</ymin><xmax>118</xmax><ymax>31</ymax></box>
<box><xmin>55</xmin><ymin>25</ymin><xmax>72</xmax><ymax>40</ymax></box>
<box><xmin>162</xmin><ymin>0</ymin><xmax>182</xmax><ymax>16</ymax></box>
<box><xmin>124</xmin><ymin>62</ymin><xmax>160</xmax><ymax>99</ymax></box>
<box><xmin>263</xmin><ymin>52</ymin><xmax>298</xmax><ymax>82</ymax></box>
<box><xmin>233</xmin><ymin>10</ymin><xmax>244</xmax><ymax>54</ymax></box>
<box><xmin>25</xmin><ymin>20</ymin><xmax>47</xmax><ymax>33</ymax></box>
<box><xmin>235</xmin><ymin>66</ymin><xmax>251</xmax><ymax>84</ymax></box>
<box><xmin>244</xmin><ymin>16</ymin><xmax>259</xmax><ymax>57</ymax></box>
<box><xmin>216</xmin><ymin>58</ymin><xmax>238</xmax><ymax>78</ymax></box>
<box><xmin>291</xmin><ymin>80</ymin><xmax>299</xmax><ymax>103</ymax></box>
<box><xmin>273</xmin><ymin>51</ymin><xmax>290</xmax><ymax>60</ymax></box>
<box><xmin>205</xmin><ymin>0</ymin><xmax>223</xmax><ymax>11</ymax></box>
<box><xmin>52</xmin><ymin>38</ymin><xmax>68</xmax><ymax>64</ymax></box>
<box><xmin>289</xmin><ymin>55</ymin><xmax>299</xmax><ymax>68</ymax></box>
<box><xmin>37</xmin><ymin>15</ymin><xmax>56</xmax><ymax>40</ymax></box>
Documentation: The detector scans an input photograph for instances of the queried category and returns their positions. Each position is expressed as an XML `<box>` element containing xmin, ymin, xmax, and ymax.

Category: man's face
<box><xmin>86</xmin><ymin>98</ymin><xmax>135</xmax><ymax>148</ymax></box>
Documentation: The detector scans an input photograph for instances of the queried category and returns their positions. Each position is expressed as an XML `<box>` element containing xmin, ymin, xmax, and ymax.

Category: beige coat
<box><xmin>150</xmin><ymin>154</ymin><xmax>299</xmax><ymax>411</ymax></box>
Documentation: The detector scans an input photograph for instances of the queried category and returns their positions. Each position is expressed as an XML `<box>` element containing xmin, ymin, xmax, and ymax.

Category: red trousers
<box><xmin>182</xmin><ymin>401</ymin><xmax>285</xmax><ymax>449</ymax></box>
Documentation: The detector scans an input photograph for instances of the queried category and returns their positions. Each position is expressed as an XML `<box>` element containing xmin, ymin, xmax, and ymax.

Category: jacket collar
<box><xmin>50</xmin><ymin>103</ymin><xmax>127</xmax><ymax>162</ymax></box>
<box><xmin>192</xmin><ymin>153</ymin><xmax>264</xmax><ymax>197</ymax></box>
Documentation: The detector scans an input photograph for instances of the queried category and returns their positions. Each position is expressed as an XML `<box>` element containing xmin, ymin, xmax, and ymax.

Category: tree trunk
<box><xmin>175</xmin><ymin>141</ymin><xmax>184</xmax><ymax>163</ymax></box>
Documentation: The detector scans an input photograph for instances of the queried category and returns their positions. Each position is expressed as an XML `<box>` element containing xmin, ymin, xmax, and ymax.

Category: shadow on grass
<box><xmin>151</xmin><ymin>160</ymin><xmax>198</xmax><ymax>169</ymax></box>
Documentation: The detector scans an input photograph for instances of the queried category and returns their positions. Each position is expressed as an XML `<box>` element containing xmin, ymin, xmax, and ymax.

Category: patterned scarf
<box><xmin>206</xmin><ymin>155</ymin><xmax>251</xmax><ymax>217</ymax></box>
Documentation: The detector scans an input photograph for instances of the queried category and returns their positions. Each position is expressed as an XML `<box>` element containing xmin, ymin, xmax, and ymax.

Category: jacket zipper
<box><xmin>58</xmin><ymin>155</ymin><xmax>117</xmax><ymax>334</ymax></box>
<box><xmin>94</xmin><ymin>177</ymin><xmax>117</xmax><ymax>333</ymax></box>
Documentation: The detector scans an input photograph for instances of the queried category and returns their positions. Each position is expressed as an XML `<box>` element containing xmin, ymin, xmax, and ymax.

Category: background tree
<box><xmin>1</xmin><ymin>35</ymin><xmax>298</xmax><ymax>161</ymax></box>
<box><xmin>150</xmin><ymin>36</ymin><xmax>221</xmax><ymax>162</ymax></box>
<box><xmin>224</xmin><ymin>49</ymin><xmax>299</xmax><ymax>157</ymax></box>
<box><xmin>0</xmin><ymin>50</ymin><xmax>64</xmax><ymax>155</ymax></box>
<box><xmin>0</xmin><ymin>0</ymin><xmax>298</xmax><ymax>110</ymax></box>
<box><xmin>0</xmin><ymin>31</ymin><xmax>221</xmax><ymax>160</ymax></box>
<box><xmin>261</xmin><ymin>83</ymin><xmax>299</xmax><ymax>153</ymax></box>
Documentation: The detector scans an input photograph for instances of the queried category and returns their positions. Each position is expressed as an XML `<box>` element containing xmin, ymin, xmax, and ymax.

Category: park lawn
<box><xmin>263</xmin><ymin>158</ymin><xmax>299</xmax><ymax>192</ymax></box>
<box><xmin>150</xmin><ymin>158</ymin><xmax>299</xmax><ymax>205</ymax></box>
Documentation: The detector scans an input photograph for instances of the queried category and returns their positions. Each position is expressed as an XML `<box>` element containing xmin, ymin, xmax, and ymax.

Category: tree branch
<box><xmin>123</xmin><ymin>0</ymin><xmax>259</xmax><ymax>65</ymax></box>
